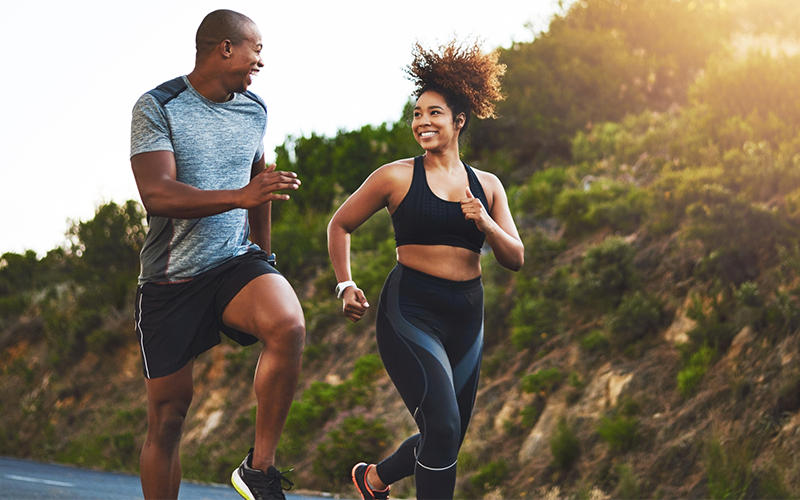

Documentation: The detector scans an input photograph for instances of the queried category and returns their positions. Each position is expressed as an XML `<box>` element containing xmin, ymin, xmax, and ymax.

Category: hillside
<box><xmin>4</xmin><ymin>0</ymin><xmax>800</xmax><ymax>498</ymax></box>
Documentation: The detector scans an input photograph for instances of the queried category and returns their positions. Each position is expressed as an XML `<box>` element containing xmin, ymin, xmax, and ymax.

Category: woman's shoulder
<box><xmin>378</xmin><ymin>157</ymin><xmax>416</xmax><ymax>174</ymax></box>
<box><xmin>469</xmin><ymin>165</ymin><xmax>503</xmax><ymax>191</ymax></box>
<box><xmin>368</xmin><ymin>157</ymin><xmax>416</xmax><ymax>184</ymax></box>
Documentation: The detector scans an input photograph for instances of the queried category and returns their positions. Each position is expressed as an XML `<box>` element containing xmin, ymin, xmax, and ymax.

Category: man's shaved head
<box><xmin>195</xmin><ymin>9</ymin><xmax>256</xmax><ymax>55</ymax></box>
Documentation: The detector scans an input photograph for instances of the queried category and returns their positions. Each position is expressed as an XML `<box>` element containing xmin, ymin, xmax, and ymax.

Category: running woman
<box><xmin>130</xmin><ymin>10</ymin><xmax>304</xmax><ymax>500</ymax></box>
<box><xmin>327</xmin><ymin>40</ymin><xmax>524</xmax><ymax>500</ymax></box>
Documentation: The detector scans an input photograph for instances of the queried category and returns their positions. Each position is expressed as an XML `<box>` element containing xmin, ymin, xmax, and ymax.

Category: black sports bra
<box><xmin>391</xmin><ymin>156</ymin><xmax>489</xmax><ymax>253</ymax></box>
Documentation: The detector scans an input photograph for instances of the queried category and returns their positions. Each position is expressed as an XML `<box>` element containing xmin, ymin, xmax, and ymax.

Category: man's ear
<box><xmin>220</xmin><ymin>39</ymin><xmax>234</xmax><ymax>59</ymax></box>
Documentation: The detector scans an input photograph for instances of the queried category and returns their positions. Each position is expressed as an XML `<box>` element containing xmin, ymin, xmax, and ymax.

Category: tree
<box><xmin>470</xmin><ymin>0</ymin><xmax>731</xmax><ymax>170</ymax></box>
<box><xmin>68</xmin><ymin>200</ymin><xmax>146</xmax><ymax>308</ymax></box>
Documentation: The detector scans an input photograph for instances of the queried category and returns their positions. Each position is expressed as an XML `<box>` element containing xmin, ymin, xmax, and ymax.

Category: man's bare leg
<box><xmin>140</xmin><ymin>360</ymin><xmax>194</xmax><ymax>499</ymax></box>
<box><xmin>223</xmin><ymin>273</ymin><xmax>305</xmax><ymax>471</ymax></box>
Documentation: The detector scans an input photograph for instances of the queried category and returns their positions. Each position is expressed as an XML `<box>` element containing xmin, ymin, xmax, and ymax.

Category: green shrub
<box><xmin>0</xmin><ymin>293</ymin><xmax>30</xmax><ymax>318</ymax></box>
<box><xmin>691</xmin><ymin>51</ymin><xmax>800</xmax><ymax>150</ymax></box>
<box><xmin>280</xmin><ymin>382</ymin><xmax>341</xmax><ymax>457</ymax></box>
<box><xmin>469</xmin><ymin>460</ymin><xmax>510</xmax><ymax>496</ymax></box>
<box><xmin>677</xmin><ymin>345</ymin><xmax>716</xmax><ymax>398</ymax></box>
<box><xmin>735</xmin><ymin>281</ymin><xmax>763</xmax><ymax>308</ymax></box>
<box><xmin>685</xmin><ymin>291</ymin><xmax>738</xmax><ymax>352</ymax></box>
<box><xmin>553</xmin><ymin>180</ymin><xmax>648</xmax><ymax>237</ymax></box>
<box><xmin>597</xmin><ymin>415</ymin><xmax>639</xmax><ymax>453</ymax></box>
<box><xmin>704</xmin><ymin>434</ymin><xmax>754</xmax><ymax>499</ymax></box>
<box><xmin>647</xmin><ymin>166</ymin><xmax>725</xmax><ymax>235</ymax></box>
<box><xmin>520</xmin><ymin>405</ymin><xmax>542</xmax><ymax>430</ymax></box>
<box><xmin>521</xmin><ymin>367</ymin><xmax>563</xmax><ymax>395</ymax></box>
<box><xmin>607</xmin><ymin>292</ymin><xmax>663</xmax><ymax>348</ymax></box>
<box><xmin>352</xmin><ymin>354</ymin><xmax>383</xmax><ymax>383</ymax></box>
<box><xmin>112</xmin><ymin>432</ymin><xmax>136</xmax><ymax>458</ymax></box>
<box><xmin>312</xmin><ymin>415</ymin><xmax>391</xmax><ymax>489</ymax></box>
<box><xmin>757</xmin><ymin>464</ymin><xmax>795</xmax><ymax>499</ymax></box>
<box><xmin>279</xmin><ymin>355</ymin><xmax>384</xmax><ymax>459</ymax></box>
<box><xmin>515</xmin><ymin>167</ymin><xmax>571</xmax><ymax>218</ymax></box>
<box><xmin>303</xmin><ymin>344</ymin><xmax>331</xmax><ymax>364</ymax></box>
<box><xmin>615</xmin><ymin>464</ymin><xmax>642</xmax><ymax>499</ymax></box>
<box><xmin>550</xmin><ymin>418</ymin><xmax>581</xmax><ymax>471</ymax></box>
<box><xmin>580</xmin><ymin>329</ymin><xmax>610</xmax><ymax>353</ymax></box>
<box><xmin>350</xmin><ymin>232</ymin><xmax>397</xmax><ymax>310</ymax></box>
<box><xmin>762</xmin><ymin>290</ymin><xmax>800</xmax><ymax>338</ymax></box>
<box><xmin>271</xmin><ymin>203</ymin><xmax>330</xmax><ymax>282</ymax></box>
<box><xmin>85</xmin><ymin>326</ymin><xmax>128</xmax><ymax>355</ymax></box>
<box><xmin>683</xmin><ymin>183</ymin><xmax>787</xmax><ymax>285</ymax></box>
<box><xmin>570</xmin><ymin>236</ymin><xmax>637</xmax><ymax>310</ymax></box>
<box><xmin>510</xmin><ymin>296</ymin><xmax>562</xmax><ymax>351</ymax></box>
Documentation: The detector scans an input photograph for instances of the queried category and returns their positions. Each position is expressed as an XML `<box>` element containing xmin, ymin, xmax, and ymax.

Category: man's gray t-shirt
<box><xmin>130</xmin><ymin>75</ymin><xmax>267</xmax><ymax>284</ymax></box>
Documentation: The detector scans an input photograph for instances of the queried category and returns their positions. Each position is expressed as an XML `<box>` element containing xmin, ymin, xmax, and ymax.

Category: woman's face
<box><xmin>412</xmin><ymin>90</ymin><xmax>463</xmax><ymax>151</ymax></box>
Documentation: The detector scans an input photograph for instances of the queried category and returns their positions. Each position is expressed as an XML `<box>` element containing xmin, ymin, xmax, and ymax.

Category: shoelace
<box><xmin>246</xmin><ymin>467</ymin><xmax>294</xmax><ymax>499</ymax></box>
<box><xmin>265</xmin><ymin>468</ymin><xmax>294</xmax><ymax>493</ymax></box>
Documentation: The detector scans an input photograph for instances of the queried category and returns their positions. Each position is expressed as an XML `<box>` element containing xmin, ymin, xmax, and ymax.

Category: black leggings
<box><xmin>374</xmin><ymin>264</ymin><xmax>483</xmax><ymax>500</ymax></box>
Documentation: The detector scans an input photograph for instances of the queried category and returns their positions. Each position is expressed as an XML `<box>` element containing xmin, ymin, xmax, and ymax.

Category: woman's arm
<box><xmin>461</xmin><ymin>173</ymin><xmax>524</xmax><ymax>271</ymax></box>
<box><xmin>328</xmin><ymin>163</ymin><xmax>405</xmax><ymax>321</ymax></box>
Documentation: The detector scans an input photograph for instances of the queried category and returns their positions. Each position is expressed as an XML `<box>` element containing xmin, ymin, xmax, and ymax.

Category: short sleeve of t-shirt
<box><xmin>130</xmin><ymin>94</ymin><xmax>173</xmax><ymax>158</ymax></box>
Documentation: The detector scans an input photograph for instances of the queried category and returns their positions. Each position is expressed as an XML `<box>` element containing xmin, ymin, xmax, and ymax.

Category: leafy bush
<box><xmin>684</xmin><ymin>184</ymin><xmax>784</xmax><ymax>284</ymax></box>
<box><xmin>615</xmin><ymin>463</ymin><xmax>642</xmax><ymax>499</ymax></box>
<box><xmin>0</xmin><ymin>294</ymin><xmax>30</xmax><ymax>318</ymax></box>
<box><xmin>312</xmin><ymin>415</ymin><xmax>391</xmax><ymax>489</ymax></box>
<box><xmin>352</xmin><ymin>354</ymin><xmax>383</xmax><ymax>382</ymax></box>
<box><xmin>510</xmin><ymin>296</ymin><xmax>562</xmax><ymax>351</ymax></box>
<box><xmin>691</xmin><ymin>51</ymin><xmax>800</xmax><ymax>150</ymax></box>
<box><xmin>469</xmin><ymin>459</ymin><xmax>510</xmax><ymax>497</ymax></box>
<box><xmin>580</xmin><ymin>329</ymin><xmax>610</xmax><ymax>353</ymax></box>
<box><xmin>550</xmin><ymin>418</ymin><xmax>581</xmax><ymax>471</ymax></box>
<box><xmin>685</xmin><ymin>292</ymin><xmax>738</xmax><ymax>352</ymax></box>
<box><xmin>280</xmin><ymin>381</ymin><xmax>341</xmax><ymax>457</ymax></box>
<box><xmin>704</xmin><ymin>434</ymin><xmax>754</xmax><ymax>499</ymax></box>
<box><xmin>279</xmin><ymin>355</ymin><xmax>384</xmax><ymax>459</ymax></box>
<box><xmin>274</xmin><ymin>120</ymin><xmax>418</xmax><ymax>214</ymax></box>
<box><xmin>677</xmin><ymin>345</ymin><xmax>716</xmax><ymax>398</ymax></box>
<box><xmin>553</xmin><ymin>181</ymin><xmax>647</xmax><ymax>237</ymax></box>
<box><xmin>570</xmin><ymin>236</ymin><xmax>637</xmax><ymax>310</ymax></box>
<box><xmin>520</xmin><ymin>405</ymin><xmax>542</xmax><ymax>430</ymax></box>
<box><xmin>597</xmin><ymin>415</ymin><xmax>639</xmax><ymax>453</ymax></box>
<box><xmin>521</xmin><ymin>367</ymin><xmax>563</xmax><ymax>396</ymax></box>
<box><xmin>757</xmin><ymin>463</ymin><xmax>795</xmax><ymax>499</ymax></box>
<box><xmin>514</xmin><ymin>167</ymin><xmax>571</xmax><ymax>218</ymax></box>
<box><xmin>607</xmin><ymin>292</ymin><xmax>664</xmax><ymax>348</ymax></box>
<box><xmin>270</xmin><ymin>203</ymin><xmax>330</xmax><ymax>282</ymax></box>
<box><xmin>68</xmin><ymin>200</ymin><xmax>145</xmax><ymax>309</ymax></box>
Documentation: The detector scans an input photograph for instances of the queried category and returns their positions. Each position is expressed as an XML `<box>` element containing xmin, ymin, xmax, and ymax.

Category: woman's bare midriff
<box><xmin>396</xmin><ymin>244</ymin><xmax>482</xmax><ymax>281</ymax></box>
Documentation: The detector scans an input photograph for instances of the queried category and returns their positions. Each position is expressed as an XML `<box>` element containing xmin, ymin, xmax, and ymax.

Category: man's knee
<box><xmin>148</xmin><ymin>403</ymin><xmax>190</xmax><ymax>448</ymax></box>
<box><xmin>270</xmin><ymin>316</ymin><xmax>305</xmax><ymax>356</ymax></box>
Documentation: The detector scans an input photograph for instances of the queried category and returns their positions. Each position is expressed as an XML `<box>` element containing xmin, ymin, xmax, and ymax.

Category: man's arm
<box><xmin>248</xmin><ymin>155</ymin><xmax>272</xmax><ymax>253</ymax></box>
<box><xmin>131</xmin><ymin>151</ymin><xmax>299</xmax><ymax>220</ymax></box>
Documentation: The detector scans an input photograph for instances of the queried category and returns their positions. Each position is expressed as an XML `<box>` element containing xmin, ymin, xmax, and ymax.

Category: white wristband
<box><xmin>335</xmin><ymin>280</ymin><xmax>357</xmax><ymax>298</ymax></box>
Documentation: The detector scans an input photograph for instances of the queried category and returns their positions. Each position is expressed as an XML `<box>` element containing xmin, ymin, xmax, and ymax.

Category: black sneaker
<box><xmin>231</xmin><ymin>448</ymin><xmax>294</xmax><ymax>500</ymax></box>
<box><xmin>351</xmin><ymin>462</ymin><xmax>390</xmax><ymax>500</ymax></box>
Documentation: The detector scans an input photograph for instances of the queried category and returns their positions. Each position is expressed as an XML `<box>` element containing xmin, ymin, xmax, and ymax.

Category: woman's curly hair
<box><xmin>405</xmin><ymin>38</ymin><xmax>506</xmax><ymax>121</ymax></box>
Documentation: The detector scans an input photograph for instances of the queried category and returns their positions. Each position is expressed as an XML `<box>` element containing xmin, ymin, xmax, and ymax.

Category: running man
<box><xmin>130</xmin><ymin>9</ymin><xmax>304</xmax><ymax>500</ymax></box>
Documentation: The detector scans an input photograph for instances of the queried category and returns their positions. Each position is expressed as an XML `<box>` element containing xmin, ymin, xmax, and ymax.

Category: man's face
<box><xmin>227</xmin><ymin>23</ymin><xmax>264</xmax><ymax>93</ymax></box>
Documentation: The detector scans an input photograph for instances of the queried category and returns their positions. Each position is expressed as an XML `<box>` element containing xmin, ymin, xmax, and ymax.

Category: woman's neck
<box><xmin>422</xmin><ymin>147</ymin><xmax>462</xmax><ymax>172</ymax></box>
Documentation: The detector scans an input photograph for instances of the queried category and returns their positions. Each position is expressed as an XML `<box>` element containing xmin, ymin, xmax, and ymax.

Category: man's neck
<box><xmin>186</xmin><ymin>69</ymin><xmax>234</xmax><ymax>103</ymax></box>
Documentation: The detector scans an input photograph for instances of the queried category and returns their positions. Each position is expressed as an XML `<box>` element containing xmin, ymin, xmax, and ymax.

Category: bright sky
<box><xmin>0</xmin><ymin>0</ymin><xmax>569</xmax><ymax>257</ymax></box>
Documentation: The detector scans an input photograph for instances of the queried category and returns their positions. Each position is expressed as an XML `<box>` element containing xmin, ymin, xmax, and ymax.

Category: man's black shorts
<box><xmin>134</xmin><ymin>250</ymin><xmax>281</xmax><ymax>379</ymax></box>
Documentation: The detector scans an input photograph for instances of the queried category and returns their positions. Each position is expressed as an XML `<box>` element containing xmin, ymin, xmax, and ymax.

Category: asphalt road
<box><xmin>0</xmin><ymin>456</ymin><xmax>340</xmax><ymax>499</ymax></box>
